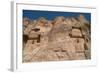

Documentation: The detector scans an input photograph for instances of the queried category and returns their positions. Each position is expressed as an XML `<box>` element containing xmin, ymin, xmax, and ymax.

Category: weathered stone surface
<box><xmin>75</xmin><ymin>53</ymin><xmax>86</xmax><ymax>60</ymax></box>
<box><xmin>22</xmin><ymin>15</ymin><xmax>91</xmax><ymax>62</ymax></box>
<box><xmin>75</xmin><ymin>38</ymin><xmax>85</xmax><ymax>52</ymax></box>
<box><xmin>71</xmin><ymin>29</ymin><xmax>82</xmax><ymax>37</ymax></box>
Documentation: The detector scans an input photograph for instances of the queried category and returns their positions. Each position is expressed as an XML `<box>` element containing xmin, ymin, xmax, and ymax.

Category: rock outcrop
<box><xmin>23</xmin><ymin>14</ymin><xmax>91</xmax><ymax>62</ymax></box>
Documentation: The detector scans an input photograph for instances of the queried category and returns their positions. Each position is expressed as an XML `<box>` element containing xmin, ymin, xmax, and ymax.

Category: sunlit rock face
<box><xmin>22</xmin><ymin>15</ymin><xmax>91</xmax><ymax>63</ymax></box>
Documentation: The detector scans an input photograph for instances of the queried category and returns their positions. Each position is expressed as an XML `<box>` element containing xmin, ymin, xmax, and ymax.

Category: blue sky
<box><xmin>23</xmin><ymin>10</ymin><xmax>91</xmax><ymax>22</ymax></box>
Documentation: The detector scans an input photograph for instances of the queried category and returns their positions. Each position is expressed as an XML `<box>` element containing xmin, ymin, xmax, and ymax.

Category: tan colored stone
<box><xmin>71</xmin><ymin>29</ymin><xmax>82</xmax><ymax>37</ymax></box>
<box><xmin>75</xmin><ymin>38</ymin><xmax>85</xmax><ymax>52</ymax></box>
<box><xmin>23</xmin><ymin>15</ymin><xmax>91</xmax><ymax>62</ymax></box>
<box><xmin>76</xmin><ymin>53</ymin><xmax>86</xmax><ymax>60</ymax></box>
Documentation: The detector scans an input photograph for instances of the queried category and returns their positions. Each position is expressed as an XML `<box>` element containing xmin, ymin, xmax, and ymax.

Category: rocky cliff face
<box><xmin>23</xmin><ymin>15</ymin><xmax>91</xmax><ymax>62</ymax></box>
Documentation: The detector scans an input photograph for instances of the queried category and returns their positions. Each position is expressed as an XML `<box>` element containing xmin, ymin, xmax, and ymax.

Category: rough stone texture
<box><xmin>22</xmin><ymin>15</ymin><xmax>91</xmax><ymax>63</ymax></box>
<box><xmin>71</xmin><ymin>29</ymin><xmax>82</xmax><ymax>37</ymax></box>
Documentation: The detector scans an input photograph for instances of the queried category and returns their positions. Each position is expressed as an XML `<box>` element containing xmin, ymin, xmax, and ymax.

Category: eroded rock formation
<box><xmin>23</xmin><ymin>14</ymin><xmax>91</xmax><ymax>62</ymax></box>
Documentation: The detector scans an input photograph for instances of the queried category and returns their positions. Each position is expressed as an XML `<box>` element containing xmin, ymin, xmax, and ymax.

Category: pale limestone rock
<box><xmin>23</xmin><ymin>15</ymin><xmax>91</xmax><ymax>62</ymax></box>
<box><xmin>76</xmin><ymin>53</ymin><xmax>86</xmax><ymax>60</ymax></box>
<box><xmin>71</xmin><ymin>29</ymin><xmax>82</xmax><ymax>37</ymax></box>
<box><xmin>75</xmin><ymin>38</ymin><xmax>85</xmax><ymax>52</ymax></box>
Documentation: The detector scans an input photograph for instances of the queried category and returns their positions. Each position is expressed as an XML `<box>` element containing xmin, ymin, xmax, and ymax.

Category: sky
<box><xmin>23</xmin><ymin>10</ymin><xmax>91</xmax><ymax>22</ymax></box>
